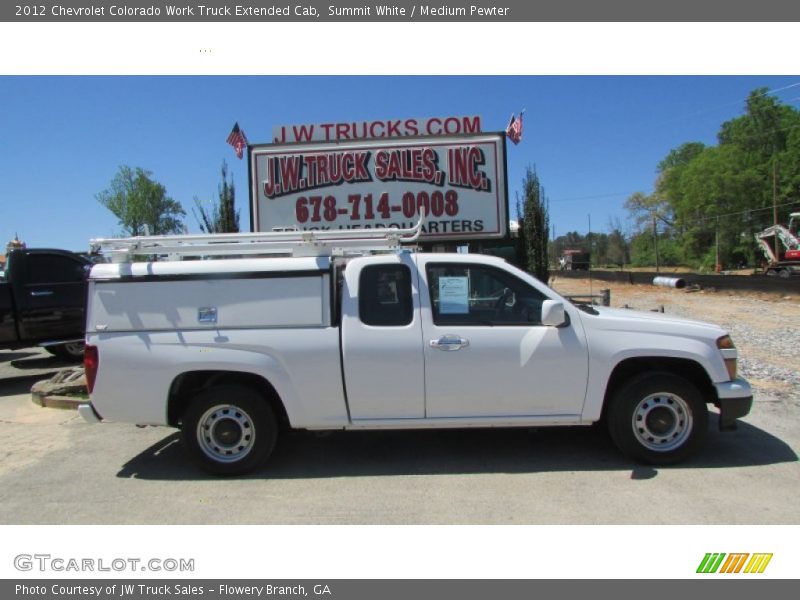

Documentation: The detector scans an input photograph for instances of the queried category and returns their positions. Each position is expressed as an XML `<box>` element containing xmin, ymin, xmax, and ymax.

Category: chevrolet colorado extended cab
<box><xmin>80</xmin><ymin>226</ymin><xmax>752</xmax><ymax>474</ymax></box>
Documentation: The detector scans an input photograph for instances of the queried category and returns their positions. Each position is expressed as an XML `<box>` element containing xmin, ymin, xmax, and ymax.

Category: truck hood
<box><xmin>582</xmin><ymin>305</ymin><xmax>726</xmax><ymax>338</ymax></box>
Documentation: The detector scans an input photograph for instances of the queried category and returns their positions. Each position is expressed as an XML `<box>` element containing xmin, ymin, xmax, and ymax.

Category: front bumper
<box><xmin>713</xmin><ymin>378</ymin><xmax>753</xmax><ymax>431</ymax></box>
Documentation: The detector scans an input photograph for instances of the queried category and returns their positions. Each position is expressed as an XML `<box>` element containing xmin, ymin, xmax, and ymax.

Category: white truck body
<box><xmin>82</xmin><ymin>229</ymin><xmax>752</xmax><ymax>473</ymax></box>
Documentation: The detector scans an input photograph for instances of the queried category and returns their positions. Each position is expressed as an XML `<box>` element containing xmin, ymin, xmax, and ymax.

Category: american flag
<box><xmin>505</xmin><ymin>110</ymin><xmax>524</xmax><ymax>145</ymax></box>
<box><xmin>226</xmin><ymin>122</ymin><xmax>249</xmax><ymax>159</ymax></box>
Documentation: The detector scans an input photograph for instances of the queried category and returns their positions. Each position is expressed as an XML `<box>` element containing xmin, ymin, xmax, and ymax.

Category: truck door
<box><xmin>16</xmin><ymin>252</ymin><xmax>88</xmax><ymax>343</ymax></box>
<box><xmin>0</xmin><ymin>280</ymin><xmax>17</xmax><ymax>345</ymax></box>
<box><xmin>341</xmin><ymin>253</ymin><xmax>425</xmax><ymax>420</ymax></box>
<box><xmin>420</xmin><ymin>261</ymin><xmax>588</xmax><ymax>418</ymax></box>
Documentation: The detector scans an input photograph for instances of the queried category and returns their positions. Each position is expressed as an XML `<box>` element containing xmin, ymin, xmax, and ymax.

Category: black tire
<box><xmin>181</xmin><ymin>384</ymin><xmax>278</xmax><ymax>475</ymax></box>
<box><xmin>45</xmin><ymin>342</ymin><xmax>85</xmax><ymax>362</ymax></box>
<box><xmin>607</xmin><ymin>372</ymin><xmax>708</xmax><ymax>465</ymax></box>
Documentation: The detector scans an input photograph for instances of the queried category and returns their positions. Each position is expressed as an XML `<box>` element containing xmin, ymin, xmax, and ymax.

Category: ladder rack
<box><xmin>90</xmin><ymin>220</ymin><xmax>424</xmax><ymax>262</ymax></box>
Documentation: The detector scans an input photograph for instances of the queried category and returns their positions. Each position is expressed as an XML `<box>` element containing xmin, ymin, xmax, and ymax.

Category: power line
<box><xmin>551</xmin><ymin>191</ymin><xmax>633</xmax><ymax>203</ymax></box>
<box><xmin>762</xmin><ymin>82</ymin><xmax>800</xmax><ymax>97</ymax></box>
<box><xmin>717</xmin><ymin>121</ymin><xmax>800</xmax><ymax>144</ymax></box>
<box><xmin>554</xmin><ymin>200</ymin><xmax>798</xmax><ymax>233</ymax></box>
<box><xmin>530</xmin><ymin>81</ymin><xmax>800</xmax><ymax>196</ymax></box>
<box><xmin>657</xmin><ymin>80</ymin><xmax>800</xmax><ymax>126</ymax></box>
<box><xmin>674</xmin><ymin>201</ymin><xmax>798</xmax><ymax>226</ymax></box>
<box><xmin>552</xmin><ymin>101</ymin><xmax>800</xmax><ymax>207</ymax></box>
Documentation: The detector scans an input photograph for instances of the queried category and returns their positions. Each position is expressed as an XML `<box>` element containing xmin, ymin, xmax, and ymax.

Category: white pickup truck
<box><xmin>80</xmin><ymin>225</ymin><xmax>752</xmax><ymax>474</ymax></box>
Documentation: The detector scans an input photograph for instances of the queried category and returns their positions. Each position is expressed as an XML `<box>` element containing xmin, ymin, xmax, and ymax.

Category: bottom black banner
<box><xmin>2</xmin><ymin>580</ymin><xmax>794</xmax><ymax>600</ymax></box>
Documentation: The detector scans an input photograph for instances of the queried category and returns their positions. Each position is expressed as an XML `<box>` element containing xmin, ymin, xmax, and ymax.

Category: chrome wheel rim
<box><xmin>196</xmin><ymin>404</ymin><xmax>255</xmax><ymax>463</ymax></box>
<box><xmin>62</xmin><ymin>342</ymin><xmax>84</xmax><ymax>358</ymax></box>
<box><xmin>632</xmin><ymin>392</ymin><xmax>692</xmax><ymax>452</ymax></box>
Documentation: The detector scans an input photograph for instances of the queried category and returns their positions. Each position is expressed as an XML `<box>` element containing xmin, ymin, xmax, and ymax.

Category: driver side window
<box><xmin>426</xmin><ymin>263</ymin><xmax>547</xmax><ymax>326</ymax></box>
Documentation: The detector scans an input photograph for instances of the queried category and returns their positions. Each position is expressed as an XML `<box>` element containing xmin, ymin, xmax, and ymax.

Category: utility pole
<box><xmin>715</xmin><ymin>216</ymin><xmax>721</xmax><ymax>272</ymax></box>
<box><xmin>588</xmin><ymin>214</ymin><xmax>593</xmax><ymax>298</ymax></box>
<box><xmin>773</xmin><ymin>160</ymin><xmax>780</xmax><ymax>262</ymax></box>
<box><xmin>653</xmin><ymin>214</ymin><xmax>660</xmax><ymax>273</ymax></box>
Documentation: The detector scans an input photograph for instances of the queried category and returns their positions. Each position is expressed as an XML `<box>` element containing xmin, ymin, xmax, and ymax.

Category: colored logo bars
<box><xmin>697</xmin><ymin>553</ymin><xmax>773</xmax><ymax>574</ymax></box>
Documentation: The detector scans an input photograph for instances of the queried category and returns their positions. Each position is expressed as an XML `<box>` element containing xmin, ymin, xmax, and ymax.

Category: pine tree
<box><xmin>194</xmin><ymin>161</ymin><xmax>240</xmax><ymax>234</ymax></box>
<box><xmin>520</xmin><ymin>166</ymin><xmax>550</xmax><ymax>282</ymax></box>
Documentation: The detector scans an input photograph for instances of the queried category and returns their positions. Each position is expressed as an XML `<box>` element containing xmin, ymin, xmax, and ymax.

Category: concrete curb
<box><xmin>31</xmin><ymin>393</ymin><xmax>88</xmax><ymax>410</ymax></box>
<box><xmin>30</xmin><ymin>367</ymin><xmax>88</xmax><ymax>411</ymax></box>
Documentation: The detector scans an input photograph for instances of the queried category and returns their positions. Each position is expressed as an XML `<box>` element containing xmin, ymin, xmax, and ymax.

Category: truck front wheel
<box><xmin>607</xmin><ymin>372</ymin><xmax>708</xmax><ymax>465</ymax></box>
<box><xmin>181</xmin><ymin>384</ymin><xmax>278</xmax><ymax>475</ymax></box>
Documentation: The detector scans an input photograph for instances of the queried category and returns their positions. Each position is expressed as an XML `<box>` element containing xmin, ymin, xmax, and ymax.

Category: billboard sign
<box><xmin>250</xmin><ymin>133</ymin><xmax>508</xmax><ymax>241</ymax></box>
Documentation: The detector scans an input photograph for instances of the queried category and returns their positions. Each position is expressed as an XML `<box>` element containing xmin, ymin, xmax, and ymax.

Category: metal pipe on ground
<box><xmin>652</xmin><ymin>276</ymin><xmax>687</xmax><ymax>289</ymax></box>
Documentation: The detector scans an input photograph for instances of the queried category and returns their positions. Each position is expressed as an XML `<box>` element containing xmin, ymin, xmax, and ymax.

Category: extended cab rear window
<box><xmin>359</xmin><ymin>264</ymin><xmax>413</xmax><ymax>327</ymax></box>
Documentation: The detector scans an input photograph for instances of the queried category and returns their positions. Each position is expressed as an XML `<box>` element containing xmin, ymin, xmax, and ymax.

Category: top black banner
<box><xmin>4</xmin><ymin>0</ymin><xmax>800</xmax><ymax>22</ymax></box>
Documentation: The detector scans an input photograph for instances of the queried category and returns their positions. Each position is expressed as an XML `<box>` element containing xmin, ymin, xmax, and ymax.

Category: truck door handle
<box><xmin>31</xmin><ymin>290</ymin><xmax>54</xmax><ymax>297</ymax></box>
<box><xmin>430</xmin><ymin>335</ymin><xmax>469</xmax><ymax>351</ymax></box>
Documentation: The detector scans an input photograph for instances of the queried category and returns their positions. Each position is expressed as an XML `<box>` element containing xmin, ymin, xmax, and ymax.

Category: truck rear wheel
<box><xmin>607</xmin><ymin>372</ymin><xmax>708</xmax><ymax>465</ymax></box>
<box><xmin>181</xmin><ymin>384</ymin><xmax>277</xmax><ymax>475</ymax></box>
<box><xmin>46</xmin><ymin>342</ymin><xmax>85</xmax><ymax>362</ymax></box>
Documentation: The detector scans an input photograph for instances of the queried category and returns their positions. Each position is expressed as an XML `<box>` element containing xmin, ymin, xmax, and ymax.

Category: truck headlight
<box><xmin>717</xmin><ymin>335</ymin><xmax>738</xmax><ymax>380</ymax></box>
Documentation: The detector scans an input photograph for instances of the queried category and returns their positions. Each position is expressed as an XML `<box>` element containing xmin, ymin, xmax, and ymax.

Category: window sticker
<box><xmin>439</xmin><ymin>276</ymin><xmax>469</xmax><ymax>314</ymax></box>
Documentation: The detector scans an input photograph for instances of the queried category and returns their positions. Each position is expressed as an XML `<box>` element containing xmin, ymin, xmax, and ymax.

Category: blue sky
<box><xmin>1</xmin><ymin>75</ymin><xmax>798</xmax><ymax>252</ymax></box>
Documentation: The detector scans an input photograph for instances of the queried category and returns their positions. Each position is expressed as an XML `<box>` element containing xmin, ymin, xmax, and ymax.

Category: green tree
<box><xmin>514</xmin><ymin>194</ymin><xmax>528</xmax><ymax>270</ymax></box>
<box><xmin>97</xmin><ymin>166</ymin><xmax>185</xmax><ymax>236</ymax></box>
<box><xmin>605</xmin><ymin>218</ymin><xmax>629</xmax><ymax>266</ymax></box>
<box><xmin>194</xmin><ymin>161</ymin><xmax>240</xmax><ymax>234</ymax></box>
<box><xmin>590</xmin><ymin>232</ymin><xmax>608</xmax><ymax>266</ymax></box>
<box><xmin>718</xmin><ymin>88</ymin><xmax>792</xmax><ymax>157</ymax></box>
<box><xmin>625</xmin><ymin>87</ymin><xmax>800</xmax><ymax>269</ymax></box>
<box><xmin>519</xmin><ymin>166</ymin><xmax>550</xmax><ymax>282</ymax></box>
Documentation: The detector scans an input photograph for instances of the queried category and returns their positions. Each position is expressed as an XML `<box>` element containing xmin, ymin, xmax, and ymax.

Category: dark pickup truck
<box><xmin>0</xmin><ymin>248</ymin><xmax>90</xmax><ymax>361</ymax></box>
